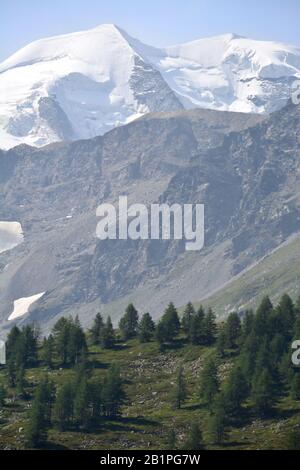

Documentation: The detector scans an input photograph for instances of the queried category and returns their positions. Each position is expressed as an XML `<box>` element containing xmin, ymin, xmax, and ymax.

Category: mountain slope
<box><xmin>200</xmin><ymin>233</ymin><xmax>300</xmax><ymax>317</ymax></box>
<box><xmin>1</xmin><ymin>25</ymin><xmax>300</xmax><ymax>149</ymax></box>
<box><xmin>0</xmin><ymin>102</ymin><xmax>300</xmax><ymax>334</ymax></box>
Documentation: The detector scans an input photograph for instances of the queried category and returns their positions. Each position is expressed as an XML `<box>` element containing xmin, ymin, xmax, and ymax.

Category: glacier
<box><xmin>0</xmin><ymin>24</ymin><xmax>300</xmax><ymax>149</ymax></box>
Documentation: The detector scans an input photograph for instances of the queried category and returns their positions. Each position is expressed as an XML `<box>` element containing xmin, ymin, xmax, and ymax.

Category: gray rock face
<box><xmin>0</xmin><ymin>104</ymin><xmax>299</xmax><ymax>334</ymax></box>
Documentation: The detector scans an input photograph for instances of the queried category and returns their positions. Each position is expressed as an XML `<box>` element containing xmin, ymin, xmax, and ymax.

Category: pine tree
<box><xmin>6</xmin><ymin>325</ymin><xmax>21</xmax><ymax>359</ymax></box>
<box><xmin>199</xmin><ymin>358</ymin><xmax>219</xmax><ymax>405</ymax></box>
<box><xmin>189</xmin><ymin>307</ymin><xmax>205</xmax><ymax>345</ymax></box>
<box><xmin>203</xmin><ymin>308</ymin><xmax>217</xmax><ymax>345</ymax></box>
<box><xmin>89</xmin><ymin>378</ymin><xmax>103</xmax><ymax>424</ymax></box>
<box><xmin>101</xmin><ymin>316</ymin><xmax>115</xmax><ymax>349</ymax></box>
<box><xmin>224</xmin><ymin>312</ymin><xmax>241</xmax><ymax>349</ymax></box>
<box><xmin>16</xmin><ymin>366</ymin><xmax>26</xmax><ymax>398</ymax></box>
<box><xmin>74</xmin><ymin>375</ymin><xmax>89</xmax><ymax>429</ymax></box>
<box><xmin>102</xmin><ymin>363</ymin><xmax>124</xmax><ymax>417</ymax></box>
<box><xmin>67</xmin><ymin>318</ymin><xmax>87</xmax><ymax>365</ymax></box>
<box><xmin>182</xmin><ymin>302</ymin><xmax>195</xmax><ymax>335</ymax></box>
<box><xmin>224</xmin><ymin>366</ymin><xmax>248</xmax><ymax>418</ymax></box>
<box><xmin>253</xmin><ymin>296</ymin><xmax>273</xmax><ymax>336</ymax></box>
<box><xmin>164</xmin><ymin>303</ymin><xmax>180</xmax><ymax>338</ymax></box>
<box><xmin>209</xmin><ymin>394</ymin><xmax>227</xmax><ymax>444</ymax></box>
<box><xmin>42</xmin><ymin>335</ymin><xmax>54</xmax><ymax>369</ymax></box>
<box><xmin>156</xmin><ymin>303</ymin><xmax>180</xmax><ymax>347</ymax></box>
<box><xmin>183</xmin><ymin>422</ymin><xmax>204</xmax><ymax>450</ymax></box>
<box><xmin>54</xmin><ymin>381</ymin><xmax>74</xmax><ymax>431</ymax></box>
<box><xmin>251</xmin><ymin>368</ymin><xmax>275</xmax><ymax>416</ymax></box>
<box><xmin>25</xmin><ymin>381</ymin><xmax>49</xmax><ymax>448</ymax></box>
<box><xmin>52</xmin><ymin>317</ymin><xmax>70</xmax><ymax>365</ymax></box>
<box><xmin>119</xmin><ymin>304</ymin><xmax>139</xmax><ymax>340</ymax></box>
<box><xmin>172</xmin><ymin>365</ymin><xmax>187</xmax><ymax>409</ymax></box>
<box><xmin>216</xmin><ymin>325</ymin><xmax>227</xmax><ymax>358</ymax></box>
<box><xmin>138</xmin><ymin>313</ymin><xmax>155</xmax><ymax>343</ymax></box>
<box><xmin>90</xmin><ymin>313</ymin><xmax>104</xmax><ymax>345</ymax></box>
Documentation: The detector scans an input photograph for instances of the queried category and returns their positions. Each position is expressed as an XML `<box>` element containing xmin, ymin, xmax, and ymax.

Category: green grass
<box><xmin>0</xmin><ymin>337</ymin><xmax>299</xmax><ymax>450</ymax></box>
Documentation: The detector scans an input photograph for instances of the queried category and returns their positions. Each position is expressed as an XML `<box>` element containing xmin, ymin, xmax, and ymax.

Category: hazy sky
<box><xmin>2</xmin><ymin>0</ymin><xmax>300</xmax><ymax>62</ymax></box>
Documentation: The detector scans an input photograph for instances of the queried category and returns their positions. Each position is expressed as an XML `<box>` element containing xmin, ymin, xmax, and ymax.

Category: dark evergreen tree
<box><xmin>253</xmin><ymin>296</ymin><xmax>273</xmax><ymax>337</ymax></box>
<box><xmin>203</xmin><ymin>308</ymin><xmax>217</xmax><ymax>345</ymax></box>
<box><xmin>172</xmin><ymin>365</ymin><xmax>187</xmax><ymax>409</ymax></box>
<box><xmin>138</xmin><ymin>312</ymin><xmax>155</xmax><ymax>343</ymax></box>
<box><xmin>102</xmin><ymin>363</ymin><xmax>124</xmax><ymax>417</ymax></box>
<box><xmin>25</xmin><ymin>380</ymin><xmax>50</xmax><ymax>448</ymax></box>
<box><xmin>199</xmin><ymin>357</ymin><xmax>219</xmax><ymax>405</ymax></box>
<box><xmin>224</xmin><ymin>366</ymin><xmax>248</xmax><ymax>418</ymax></box>
<box><xmin>251</xmin><ymin>368</ymin><xmax>275</xmax><ymax>416</ymax></box>
<box><xmin>54</xmin><ymin>381</ymin><xmax>74</xmax><ymax>431</ymax></box>
<box><xmin>189</xmin><ymin>307</ymin><xmax>205</xmax><ymax>345</ymax></box>
<box><xmin>74</xmin><ymin>375</ymin><xmax>89</xmax><ymax>429</ymax></box>
<box><xmin>224</xmin><ymin>312</ymin><xmax>241</xmax><ymax>349</ymax></box>
<box><xmin>52</xmin><ymin>317</ymin><xmax>70</xmax><ymax>365</ymax></box>
<box><xmin>181</xmin><ymin>302</ymin><xmax>195</xmax><ymax>335</ymax></box>
<box><xmin>90</xmin><ymin>313</ymin><xmax>104</xmax><ymax>345</ymax></box>
<box><xmin>216</xmin><ymin>325</ymin><xmax>227</xmax><ymax>358</ymax></box>
<box><xmin>182</xmin><ymin>422</ymin><xmax>204</xmax><ymax>450</ymax></box>
<box><xmin>101</xmin><ymin>316</ymin><xmax>115</xmax><ymax>349</ymax></box>
<box><xmin>42</xmin><ymin>335</ymin><xmax>54</xmax><ymax>369</ymax></box>
<box><xmin>209</xmin><ymin>393</ymin><xmax>227</xmax><ymax>444</ymax></box>
<box><xmin>119</xmin><ymin>304</ymin><xmax>139</xmax><ymax>340</ymax></box>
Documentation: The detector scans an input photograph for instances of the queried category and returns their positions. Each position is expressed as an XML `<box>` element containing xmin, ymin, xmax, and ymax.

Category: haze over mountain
<box><xmin>1</xmin><ymin>24</ymin><xmax>300</xmax><ymax>148</ymax></box>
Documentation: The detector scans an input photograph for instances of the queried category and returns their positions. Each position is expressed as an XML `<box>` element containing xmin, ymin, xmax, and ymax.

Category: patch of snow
<box><xmin>0</xmin><ymin>221</ymin><xmax>24</xmax><ymax>254</ymax></box>
<box><xmin>8</xmin><ymin>292</ymin><xmax>45</xmax><ymax>321</ymax></box>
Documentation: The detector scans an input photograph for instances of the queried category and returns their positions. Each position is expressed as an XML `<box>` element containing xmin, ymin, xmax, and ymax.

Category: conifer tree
<box><xmin>251</xmin><ymin>368</ymin><xmax>275</xmax><ymax>416</ymax></box>
<box><xmin>90</xmin><ymin>313</ymin><xmax>104</xmax><ymax>345</ymax></box>
<box><xmin>189</xmin><ymin>307</ymin><xmax>205</xmax><ymax>345</ymax></box>
<box><xmin>172</xmin><ymin>365</ymin><xmax>187</xmax><ymax>409</ymax></box>
<box><xmin>102</xmin><ymin>363</ymin><xmax>124</xmax><ymax>417</ymax></box>
<box><xmin>199</xmin><ymin>357</ymin><xmax>219</xmax><ymax>405</ymax></box>
<box><xmin>119</xmin><ymin>304</ymin><xmax>139</xmax><ymax>340</ymax></box>
<box><xmin>74</xmin><ymin>375</ymin><xmax>89</xmax><ymax>429</ymax></box>
<box><xmin>52</xmin><ymin>317</ymin><xmax>70</xmax><ymax>365</ymax></box>
<box><xmin>224</xmin><ymin>312</ymin><xmax>241</xmax><ymax>349</ymax></box>
<box><xmin>138</xmin><ymin>312</ymin><xmax>155</xmax><ymax>343</ymax></box>
<box><xmin>216</xmin><ymin>325</ymin><xmax>227</xmax><ymax>358</ymax></box>
<box><xmin>54</xmin><ymin>381</ymin><xmax>74</xmax><ymax>431</ymax></box>
<box><xmin>209</xmin><ymin>393</ymin><xmax>227</xmax><ymax>444</ymax></box>
<box><xmin>224</xmin><ymin>366</ymin><xmax>248</xmax><ymax>418</ymax></box>
<box><xmin>203</xmin><ymin>308</ymin><xmax>217</xmax><ymax>345</ymax></box>
<box><xmin>42</xmin><ymin>335</ymin><xmax>54</xmax><ymax>369</ymax></box>
<box><xmin>101</xmin><ymin>316</ymin><xmax>115</xmax><ymax>349</ymax></box>
<box><xmin>25</xmin><ymin>380</ymin><xmax>50</xmax><ymax>448</ymax></box>
<box><xmin>183</xmin><ymin>422</ymin><xmax>204</xmax><ymax>450</ymax></box>
<box><xmin>182</xmin><ymin>302</ymin><xmax>195</xmax><ymax>335</ymax></box>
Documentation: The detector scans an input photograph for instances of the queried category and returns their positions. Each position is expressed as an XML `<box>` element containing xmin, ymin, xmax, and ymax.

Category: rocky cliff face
<box><xmin>0</xmin><ymin>103</ymin><xmax>299</xmax><ymax>333</ymax></box>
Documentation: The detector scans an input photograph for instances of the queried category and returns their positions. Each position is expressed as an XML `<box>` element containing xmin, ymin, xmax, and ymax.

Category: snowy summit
<box><xmin>0</xmin><ymin>24</ymin><xmax>300</xmax><ymax>149</ymax></box>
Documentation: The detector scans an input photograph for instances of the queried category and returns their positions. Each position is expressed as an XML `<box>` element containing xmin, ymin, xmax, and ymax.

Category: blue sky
<box><xmin>2</xmin><ymin>0</ymin><xmax>300</xmax><ymax>61</ymax></box>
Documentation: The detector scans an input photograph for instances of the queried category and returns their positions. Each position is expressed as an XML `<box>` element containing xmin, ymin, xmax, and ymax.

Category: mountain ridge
<box><xmin>1</xmin><ymin>24</ymin><xmax>300</xmax><ymax>149</ymax></box>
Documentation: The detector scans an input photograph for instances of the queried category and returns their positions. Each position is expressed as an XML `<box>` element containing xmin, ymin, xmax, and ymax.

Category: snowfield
<box><xmin>0</xmin><ymin>221</ymin><xmax>24</xmax><ymax>254</ymax></box>
<box><xmin>8</xmin><ymin>292</ymin><xmax>45</xmax><ymax>321</ymax></box>
<box><xmin>0</xmin><ymin>24</ymin><xmax>300</xmax><ymax>149</ymax></box>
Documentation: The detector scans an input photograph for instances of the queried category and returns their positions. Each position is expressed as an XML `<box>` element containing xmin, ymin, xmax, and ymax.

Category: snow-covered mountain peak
<box><xmin>0</xmin><ymin>25</ymin><xmax>299</xmax><ymax>149</ymax></box>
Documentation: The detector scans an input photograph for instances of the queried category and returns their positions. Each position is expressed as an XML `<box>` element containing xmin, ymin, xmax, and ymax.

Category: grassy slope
<box><xmin>199</xmin><ymin>235</ymin><xmax>300</xmax><ymax>318</ymax></box>
<box><xmin>0</xmin><ymin>337</ymin><xmax>299</xmax><ymax>450</ymax></box>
